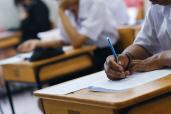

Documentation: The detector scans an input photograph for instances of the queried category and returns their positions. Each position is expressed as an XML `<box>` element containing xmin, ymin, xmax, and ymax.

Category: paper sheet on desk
<box><xmin>36</xmin><ymin>71</ymin><xmax>106</xmax><ymax>95</ymax></box>
<box><xmin>0</xmin><ymin>52</ymin><xmax>32</xmax><ymax>65</ymax></box>
<box><xmin>88</xmin><ymin>69</ymin><xmax>171</xmax><ymax>92</ymax></box>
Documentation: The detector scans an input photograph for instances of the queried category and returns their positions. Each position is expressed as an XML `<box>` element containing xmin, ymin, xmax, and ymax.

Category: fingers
<box><xmin>17</xmin><ymin>42</ymin><xmax>29</xmax><ymax>52</ymax></box>
<box><xmin>104</xmin><ymin>62</ymin><xmax>126</xmax><ymax>80</ymax></box>
<box><xmin>106</xmin><ymin>56</ymin><xmax>124</xmax><ymax>72</ymax></box>
<box><xmin>118</xmin><ymin>54</ymin><xmax>129</xmax><ymax>69</ymax></box>
<box><xmin>17</xmin><ymin>40</ymin><xmax>38</xmax><ymax>53</ymax></box>
<box><xmin>104</xmin><ymin>55</ymin><xmax>130</xmax><ymax>80</ymax></box>
<box><xmin>129</xmin><ymin>60</ymin><xmax>146</xmax><ymax>73</ymax></box>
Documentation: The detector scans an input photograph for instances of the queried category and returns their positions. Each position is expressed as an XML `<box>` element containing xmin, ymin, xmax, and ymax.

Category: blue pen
<box><xmin>107</xmin><ymin>37</ymin><xmax>118</xmax><ymax>63</ymax></box>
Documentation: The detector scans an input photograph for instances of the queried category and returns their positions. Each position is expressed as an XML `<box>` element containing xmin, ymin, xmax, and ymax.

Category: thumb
<box><xmin>118</xmin><ymin>54</ymin><xmax>129</xmax><ymax>69</ymax></box>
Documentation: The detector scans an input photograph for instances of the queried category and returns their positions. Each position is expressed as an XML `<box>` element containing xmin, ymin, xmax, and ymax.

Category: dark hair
<box><xmin>15</xmin><ymin>0</ymin><xmax>23</xmax><ymax>5</ymax></box>
<box><xmin>14</xmin><ymin>0</ymin><xmax>40</xmax><ymax>6</ymax></box>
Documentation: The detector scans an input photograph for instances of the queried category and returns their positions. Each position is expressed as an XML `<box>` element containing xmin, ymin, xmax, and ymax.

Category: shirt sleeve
<box><xmin>79</xmin><ymin>1</ymin><xmax>106</xmax><ymax>41</ymax></box>
<box><xmin>133</xmin><ymin>6</ymin><xmax>160</xmax><ymax>55</ymax></box>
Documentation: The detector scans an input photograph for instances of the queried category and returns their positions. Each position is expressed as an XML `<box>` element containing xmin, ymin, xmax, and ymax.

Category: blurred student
<box><xmin>105</xmin><ymin>0</ymin><xmax>171</xmax><ymax>80</ymax></box>
<box><xmin>15</xmin><ymin>0</ymin><xmax>51</xmax><ymax>43</ymax></box>
<box><xmin>18</xmin><ymin>0</ymin><xmax>128</xmax><ymax>69</ymax></box>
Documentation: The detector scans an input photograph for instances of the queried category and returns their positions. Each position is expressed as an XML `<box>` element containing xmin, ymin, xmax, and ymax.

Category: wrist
<box><xmin>122</xmin><ymin>52</ymin><xmax>134</xmax><ymax>69</ymax></box>
<box><xmin>158</xmin><ymin>52</ymin><xmax>167</xmax><ymax>68</ymax></box>
<box><xmin>118</xmin><ymin>53</ymin><xmax>130</xmax><ymax>70</ymax></box>
<box><xmin>35</xmin><ymin>41</ymin><xmax>42</xmax><ymax>48</ymax></box>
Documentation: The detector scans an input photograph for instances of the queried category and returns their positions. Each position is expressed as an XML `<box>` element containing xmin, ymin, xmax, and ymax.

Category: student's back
<box><xmin>17</xmin><ymin>0</ymin><xmax>51</xmax><ymax>42</ymax></box>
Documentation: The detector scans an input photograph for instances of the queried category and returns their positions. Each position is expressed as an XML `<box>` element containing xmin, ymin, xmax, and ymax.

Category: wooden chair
<box><xmin>117</xmin><ymin>25</ymin><xmax>141</xmax><ymax>52</ymax></box>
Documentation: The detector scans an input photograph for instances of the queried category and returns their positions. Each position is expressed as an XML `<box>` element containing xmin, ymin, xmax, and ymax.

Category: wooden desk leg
<box><xmin>5</xmin><ymin>82</ymin><xmax>15</xmax><ymax>114</ymax></box>
<box><xmin>35</xmin><ymin>70</ymin><xmax>45</xmax><ymax>114</ymax></box>
<box><xmin>35</xmin><ymin>67</ymin><xmax>43</xmax><ymax>89</ymax></box>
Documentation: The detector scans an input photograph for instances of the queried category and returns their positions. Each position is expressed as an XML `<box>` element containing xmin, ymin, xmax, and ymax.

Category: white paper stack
<box><xmin>88</xmin><ymin>69</ymin><xmax>171</xmax><ymax>92</ymax></box>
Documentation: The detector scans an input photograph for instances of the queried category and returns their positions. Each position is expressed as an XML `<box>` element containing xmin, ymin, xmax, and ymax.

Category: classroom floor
<box><xmin>0</xmin><ymin>90</ymin><xmax>42</xmax><ymax>114</ymax></box>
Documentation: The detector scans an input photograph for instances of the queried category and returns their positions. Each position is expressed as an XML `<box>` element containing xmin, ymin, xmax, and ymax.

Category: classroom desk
<box><xmin>35</xmin><ymin>71</ymin><xmax>171</xmax><ymax>114</ymax></box>
<box><xmin>0</xmin><ymin>32</ymin><xmax>21</xmax><ymax>48</ymax></box>
<box><xmin>2</xmin><ymin>45</ymin><xmax>96</xmax><ymax>114</ymax></box>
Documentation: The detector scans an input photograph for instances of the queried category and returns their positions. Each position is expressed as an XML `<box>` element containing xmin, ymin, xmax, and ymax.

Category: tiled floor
<box><xmin>0</xmin><ymin>91</ymin><xmax>42</xmax><ymax>114</ymax></box>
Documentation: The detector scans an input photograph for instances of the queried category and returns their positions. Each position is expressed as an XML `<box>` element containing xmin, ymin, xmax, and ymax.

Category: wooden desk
<box><xmin>2</xmin><ymin>45</ymin><xmax>96</xmax><ymax>114</ymax></box>
<box><xmin>35</xmin><ymin>71</ymin><xmax>171</xmax><ymax>114</ymax></box>
<box><xmin>3</xmin><ymin>46</ymin><xmax>96</xmax><ymax>84</ymax></box>
<box><xmin>0</xmin><ymin>32</ymin><xmax>21</xmax><ymax>48</ymax></box>
<box><xmin>0</xmin><ymin>32</ymin><xmax>21</xmax><ymax>60</ymax></box>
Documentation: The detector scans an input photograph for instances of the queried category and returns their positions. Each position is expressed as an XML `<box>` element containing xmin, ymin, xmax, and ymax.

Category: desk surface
<box><xmin>4</xmin><ymin>45</ymin><xmax>96</xmax><ymax>67</ymax></box>
<box><xmin>3</xmin><ymin>46</ymin><xmax>96</xmax><ymax>82</ymax></box>
<box><xmin>35</xmin><ymin>71</ymin><xmax>171</xmax><ymax>109</ymax></box>
<box><xmin>0</xmin><ymin>31</ymin><xmax>21</xmax><ymax>48</ymax></box>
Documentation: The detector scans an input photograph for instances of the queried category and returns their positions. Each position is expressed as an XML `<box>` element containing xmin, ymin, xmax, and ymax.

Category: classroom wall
<box><xmin>0</xmin><ymin>0</ymin><xmax>20</xmax><ymax>29</ymax></box>
<box><xmin>0</xmin><ymin>0</ymin><xmax>58</xmax><ymax>29</ymax></box>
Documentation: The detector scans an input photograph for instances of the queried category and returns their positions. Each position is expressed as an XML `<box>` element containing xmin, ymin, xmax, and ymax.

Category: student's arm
<box><xmin>58</xmin><ymin>2</ymin><xmax>88</xmax><ymax>48</ymax></box>
<box><xmin>17</xmin><ymin>39</ymin><xmax>64</xmax><ymax>53</ymax></box>
<box><xmin>130</xmin><ymin>50</ymin><xmax>171</xmax><ymax>72</ymax></box>
<box><xmin>105</xmin><ymin>6</ymin><xmax>160</xmax><ymax>80</ymax></box>
<box><xmin>104</xmin><ymin>44</ymin><xmax>150</xmax><ymax>80</ymax></box>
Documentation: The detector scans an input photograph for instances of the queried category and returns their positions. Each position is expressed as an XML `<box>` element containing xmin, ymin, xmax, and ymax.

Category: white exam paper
<box><xmin>88</xmin><ymin>69</ymin><xmax>171</xmax><ymax>92</ymax></box>
<box><xmin>35</xmin><ymin>69</ymin><xmax>171</xmax><ymax>95</ymax></box>
<box><xmin>35</xmin><ymin>71</ymin><xmax>106</xmax><ymax>95</ymax></box>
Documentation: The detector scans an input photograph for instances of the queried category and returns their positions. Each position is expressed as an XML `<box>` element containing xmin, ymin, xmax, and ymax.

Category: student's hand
<box><xmin>17</xmin><ymin>39</ymin><xmax>41</xmax><ymax>53</ymax></box>
<box><xmin>104</xmin><ymin>54</ymin><xmax>130</xmax><ymax>80</ymax></box>
<box><xmin>59</xmin><ymin>0</ymin><xmax>70</xmax><ymax>10</ymax></box>
<box><xmin>130</xmin><ymin>57</ymin><xmax>163</xmax><ymax>73</ymax></box>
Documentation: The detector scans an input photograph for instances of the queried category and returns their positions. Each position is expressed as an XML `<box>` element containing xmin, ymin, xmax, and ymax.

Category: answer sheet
<box><xmin>88</xmin><ymin>69</ymin><xmax>171</xmax><ymax>92</ymax></box>
<box><xmin>35</xmin><ymin>69</ymin><xmax>171</xmax><ymax>95</ymax></box>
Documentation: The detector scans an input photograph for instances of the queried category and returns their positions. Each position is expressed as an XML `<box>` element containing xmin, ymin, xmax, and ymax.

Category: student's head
<box><xmin>15</xmin><ymin>0</ymin><xmax>35</xmax><ymax>6</ymax></box>
<box><xmin>149</xmin><ymin>0</ymin><xmax>171</xmax><ymax>5</ymax></box>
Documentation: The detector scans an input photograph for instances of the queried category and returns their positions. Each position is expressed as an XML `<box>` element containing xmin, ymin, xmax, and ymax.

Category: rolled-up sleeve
<box><xmin>79</xmin><ymin>1</ymin><xmax>106</xmax><ymax>41</ymax></box>
<box><xmin>134</xmin><ymin>7</ymin><xmax>160</xmax><ymax>55</ymax></box>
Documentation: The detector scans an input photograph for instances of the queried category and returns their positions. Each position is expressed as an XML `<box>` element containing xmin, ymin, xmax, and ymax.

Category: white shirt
<box><xmin>42</xmin><ymin>0</ymin><xmax>128</xmax><ymax>48</ymax></box>
<box><xmin>134</xmin><ymin>4</ymin><xmax>171</xmax><ymax>55</ymax></box>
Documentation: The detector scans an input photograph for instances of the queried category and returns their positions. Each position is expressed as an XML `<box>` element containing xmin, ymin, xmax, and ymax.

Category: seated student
<box><xmin>17</xmin><ymin>0</ymin><xmax>128</xmax><ymax>70</ymax></box>
<box><xmin>15</xmin><ymin>0</ymin><xmax>51</xmax><ymax>43</ymax></box>
<box><xmin>104</xmin><ymin>0</ymin><xmax>171</xmax><ymax>80</ymax></box>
